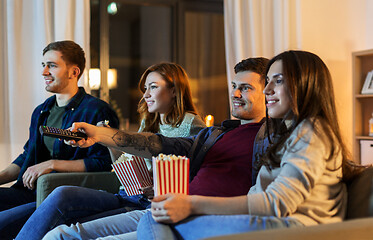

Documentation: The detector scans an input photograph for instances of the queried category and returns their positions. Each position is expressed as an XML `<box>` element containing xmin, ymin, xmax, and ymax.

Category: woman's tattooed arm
<box><xmin>111</xmin><ymin>131</ymin><xmax>162</xmax><ymax>157</ymax></box>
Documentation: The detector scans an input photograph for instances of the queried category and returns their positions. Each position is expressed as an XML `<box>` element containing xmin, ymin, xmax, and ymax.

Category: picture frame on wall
<box><xmin>361</xmin><ymin>70</ymin><xmax>373</xmax><ymax>94</ymax></box>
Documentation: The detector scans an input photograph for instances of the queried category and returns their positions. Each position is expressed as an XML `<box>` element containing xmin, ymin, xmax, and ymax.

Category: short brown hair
<box><xmin>234</xmin><ymin>57</ymin><xmax>269</xmax><ymax>85</ymax></box>
<box><xmin>43</xmin><ymin>40</ymin><xmax>86</xmax><ymax>79</ymax></box>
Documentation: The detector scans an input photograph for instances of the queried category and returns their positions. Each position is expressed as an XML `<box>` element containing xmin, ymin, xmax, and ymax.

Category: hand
<box><xmin>151</xmin><ymin>193</ymin><xmax>192</xmax><ymax>224</ymax></box>
<box><xmin>22</xmin><ymin>160</ymin><xmax>54</xmax><ymax>190</ymax></box>
<box><xmin>64</xmin><ymin>122</ymin><xmax>99</xmax><ymax>148</ymax></box>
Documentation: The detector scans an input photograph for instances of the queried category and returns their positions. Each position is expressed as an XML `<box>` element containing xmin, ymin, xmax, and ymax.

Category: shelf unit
<box><xmin>352</xmin><ymin>49</ymin><xmax>373</xmax><ymax>163</ymax></box>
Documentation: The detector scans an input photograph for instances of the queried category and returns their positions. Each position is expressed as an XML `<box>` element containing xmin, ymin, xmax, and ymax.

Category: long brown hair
<box><xmin>259</xmin><ymin>50</ymin><xmax>360</xmax><ymax>180</ymax></box>
<box><xmin>137</xmin><ymin>62</ymin><xmax>198</xmax><ymax>133</ymax></box>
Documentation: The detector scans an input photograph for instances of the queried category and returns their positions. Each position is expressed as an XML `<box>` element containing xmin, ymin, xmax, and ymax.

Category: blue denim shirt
<box><xmin>12</xmin><ymin>87</ymin><xmax>119</xmax><ymax>190</ymax></box>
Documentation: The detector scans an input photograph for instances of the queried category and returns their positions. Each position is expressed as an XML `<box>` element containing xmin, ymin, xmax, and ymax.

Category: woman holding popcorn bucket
<box><xmin>15</xmin><ymin>62</ymin><xmax>205</xmax><ymax>240</ymax></box>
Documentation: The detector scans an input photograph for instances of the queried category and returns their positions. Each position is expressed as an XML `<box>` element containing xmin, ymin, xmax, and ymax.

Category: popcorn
<box><xmin>114</xmin><ymin>153</ymin><xmax>133</xmax><ymax>164</ymax></box>
<box><xmin>156</xmin><ymin>153</ymin><xmax>187</xmax><ymax>161</ymax></box>
<box><xmin>152</xmin><ymin>153</ymin><xmax>190</xmax><ymax>196</ymax></box>
<box><xmin>112</xmin><ymin>154</ymin><xmax>152</xmax><ymax>196</ymax></box>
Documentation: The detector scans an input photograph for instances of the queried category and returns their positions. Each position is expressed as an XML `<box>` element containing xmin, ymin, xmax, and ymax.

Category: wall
<box><xmin>300</xmin><ymin>0</ymin><xmax>373</xmax><ymax>154</ymax></box>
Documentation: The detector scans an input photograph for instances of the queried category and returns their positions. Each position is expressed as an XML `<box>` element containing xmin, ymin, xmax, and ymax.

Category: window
<box><xmin>90</xmin><ymin>0</ymin><xmax>227</xmax><ymax>130</ymax></box>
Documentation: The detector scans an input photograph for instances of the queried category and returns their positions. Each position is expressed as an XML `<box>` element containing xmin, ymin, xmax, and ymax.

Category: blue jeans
<box><xmin>42</xmin><ymin>209</ymin><xmax>149</xmax><ymax>240</ymax></box>
<box><xmin>137</xmin><ymin>211</ymin><xmax>304</xmax><ymax>240</ymax></box>
<box><xmin>16</xmin><ymin>186</ymin><xmax>150</xmax><ymax>240</ymax></box>
<box><xmin>0</xmin><ymin>187</ymin><xmax>36</xmax><ymax>240</ymax></box>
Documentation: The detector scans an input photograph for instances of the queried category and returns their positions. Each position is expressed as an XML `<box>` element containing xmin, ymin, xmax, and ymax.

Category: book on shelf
<box><xmin>361</xmin><ymin>70</ymin><xmax>373</xmax><ymax>94</ymax></box>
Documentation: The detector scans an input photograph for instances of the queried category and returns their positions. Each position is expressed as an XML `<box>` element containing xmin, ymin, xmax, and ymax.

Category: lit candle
<box><xmin>205</xmin><ymin>115</ymin><xmax>214</xmax><ymax>127</ymax></box>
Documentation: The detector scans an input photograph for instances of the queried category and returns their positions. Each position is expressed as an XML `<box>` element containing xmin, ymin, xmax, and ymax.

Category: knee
<box><xmin>139</xmin><ymin>210</ymin><xmax>153</xmax><ymax>225</ymax></box>
<box><xmin>43</xmin><ymin>186</ymin><xmax>76</xmax><ymax>206</ymax></box>
<box><xmin>137</xmin><ymin>211</ymin><xmax>154</xmax><ymax>239</ymax></box>
<box><xmin>43</xmin><ymin>222</ymin><xmax>86</xmax><ymax>240</ymax></box>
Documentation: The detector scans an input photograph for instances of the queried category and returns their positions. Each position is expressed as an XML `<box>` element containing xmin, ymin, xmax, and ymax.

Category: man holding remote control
<box><xmin>0</xmin><ymin>40</ymin><xmax>119</xmax><ymax>239</ymax></box>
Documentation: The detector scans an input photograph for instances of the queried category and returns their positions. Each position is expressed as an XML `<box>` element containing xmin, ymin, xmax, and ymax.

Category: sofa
<box><xmin>36</xmin><ymin>172</ymin><xmax>121</xmax><ymax>207</ymax></box>
<box><xmin>207</xmin><ymin>167</ymin><xmax>373</xmax><ymax>240</ymax></box>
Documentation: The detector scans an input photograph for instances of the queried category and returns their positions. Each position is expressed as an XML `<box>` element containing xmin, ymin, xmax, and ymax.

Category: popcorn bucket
<box><xmin>112</xmin><ymin>155</ymin><xmax>152</xmax><ymax>196</ymax></box>
<box><xmin>152</xmin><ymin>154</ymin><xmax>189</xmax><ymax>196</ymax></box>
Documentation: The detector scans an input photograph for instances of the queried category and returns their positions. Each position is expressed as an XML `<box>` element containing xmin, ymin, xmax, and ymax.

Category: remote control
<box><xmin>39</xmin><ymin>126</ymin><xmax>87</xmax><ymax>141</ymax></box>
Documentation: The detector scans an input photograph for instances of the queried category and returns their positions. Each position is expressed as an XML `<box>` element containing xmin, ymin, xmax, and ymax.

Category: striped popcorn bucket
<box><xmin>112</xmin><ymin>156</ymin><xmax>153</xmax><ymax>196</ymax></box>
<box><xmin>152</xmin><ymin>156</ymin><xmax>189</xmax><ymax>196</ymax></box>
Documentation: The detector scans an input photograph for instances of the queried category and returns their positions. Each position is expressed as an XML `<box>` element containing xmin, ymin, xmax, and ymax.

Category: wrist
<box><xmin>189</xmin><ymin>195</ymin><xmax>199</xmax><ymax>215</ymax></box>
<box><xmin>49</xmin><ymin>159</ymin><xmax>57</xmax><ymax>171</ymax></box>
<box><xmin>95</xmin><ymin>125</ymin><xmax>108</xmax><ymax>143</ymax></box>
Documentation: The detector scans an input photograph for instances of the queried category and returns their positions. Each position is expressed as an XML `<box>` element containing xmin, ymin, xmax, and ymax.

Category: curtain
<box><xmin>0</xmin><ymin>0</ymin><xmax>90</xmax><ymax>173</ymax></box>
<box><xmin>184</xmin><ymin>12</ymin><xmax>228</xmax><ymax>124</ymax></box>
<box><xmin>223</xmin><ymin>0</ymin><xmax>302</xmax><ymax>116</ymax></box>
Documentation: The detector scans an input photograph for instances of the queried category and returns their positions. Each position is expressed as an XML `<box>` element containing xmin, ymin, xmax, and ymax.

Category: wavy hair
<box><xmin>137</xmin><ymin>62</ymin><xmax>198</xmax><ymax>133</ymax></box>
<box><xmin>257</xmin><ymin>50</ymin><xmax>360</xmax><ymax>180</ymax></box>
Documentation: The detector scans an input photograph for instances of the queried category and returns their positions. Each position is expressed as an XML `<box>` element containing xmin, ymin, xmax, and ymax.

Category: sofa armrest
<box><xmin>346</xmin><ymin>167</ymin><xmax>373</xmax><ymax>219</ymax></box>
<box><xmin>205</xmin><ymin>217</ymin><xmax>373</xmax><ymax>240</ymax></box>
<box><xmin>36</xmin><ymin>172</ymin><xmax>121</xmax><ymax>207</ymax></box>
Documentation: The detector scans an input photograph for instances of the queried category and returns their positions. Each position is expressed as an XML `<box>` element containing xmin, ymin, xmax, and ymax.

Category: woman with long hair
<box><xmin>136</xmin><ymin>50</ymin><xmax>353</xmax><ymax>240</ymax></box>
<box><xmin>107</xmin><ymin>62</ymin><xmax>205</xmax><ymax>164</ymax></box>
<box><xmin>15</xmin><ymin>62</ymin><xmax>205</xmax><ymax>240</ymax></box>
<box><xmin>137</xmin><ymin>62</ymin><xmax>203</xmax><ymax>136</ymax></box>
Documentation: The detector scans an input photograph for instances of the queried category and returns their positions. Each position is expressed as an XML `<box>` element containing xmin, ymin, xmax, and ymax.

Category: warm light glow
<box><xmin>205</xmin><ymin>115</ymin><xmax>214</xmax><ymax>127</ymax></box>
<box><xmin>89</xmin><ymin>69</ymin><xmax>101</xmax><ymax>90</ymax></box>
<box><xmin>89</xmin><ymin>68</ymin><xmax>118</xmax><ymax>90</ymax></box>
<box><xmin>107</xmin><ymin>69</ymin><xmax>118</xmax><ymax>89</ymax></box>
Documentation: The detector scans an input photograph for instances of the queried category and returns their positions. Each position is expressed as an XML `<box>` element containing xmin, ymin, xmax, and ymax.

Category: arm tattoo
<box><xmin>112</xmin><ymin>131</ymin><xmax>162</xmax><ymax>155</ymax></box>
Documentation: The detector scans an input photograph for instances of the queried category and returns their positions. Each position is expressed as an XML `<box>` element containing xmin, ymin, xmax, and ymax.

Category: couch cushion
<box><xmin>346</xmin><ymin>167</ymin><xmax>373</xmax><ymax>219</ymax></box>
<box><xmin>205</xmin><ymin>218</ymin><xmax>373</xmax><ymax>240</ymax></box>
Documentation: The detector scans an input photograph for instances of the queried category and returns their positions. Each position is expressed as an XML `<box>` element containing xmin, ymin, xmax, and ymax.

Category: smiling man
<box><xmin>187</xmin><ymin>57</ymin><xmax>268</xmax><ymax>197</ymax></box>
<box><xmin>231</xmin><ymin>59</ymin><xmax>267</xmax><ymax>122</ymax></box>
<box><xmin>0</xmin><ymin>40</ymin><xmax>119</xmax><ymax>239</ymax></box>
